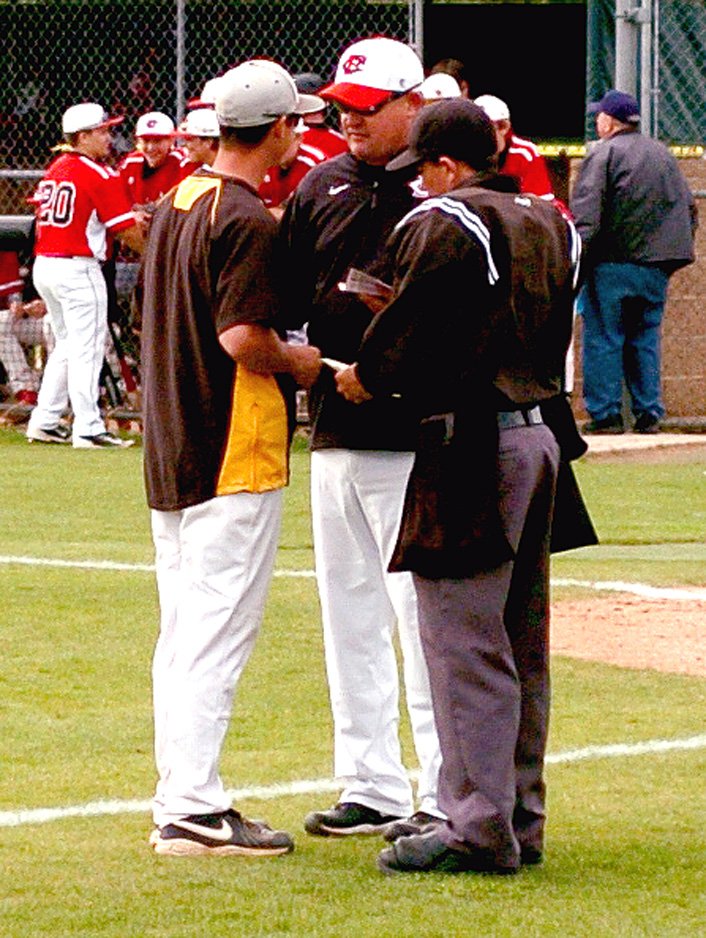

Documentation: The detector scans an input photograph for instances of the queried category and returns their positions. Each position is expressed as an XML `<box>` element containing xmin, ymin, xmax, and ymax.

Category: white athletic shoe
<box><xmin>26</xmin><ymin>425</ymin><xmax>71</xmax><ymax>444</ymax></box>
<box><xmin>73</xmin><ymin>432</ymin><xmax>135</xmax><ymax>449</ymax></box>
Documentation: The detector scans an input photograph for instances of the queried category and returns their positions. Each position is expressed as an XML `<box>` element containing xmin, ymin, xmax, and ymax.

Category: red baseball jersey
<box><xmin>259</xmin><ymin>128</ymin><xmax>347</xmax><ymax>209</ymax></box>
<box><xmin>33</xmin><ymin>152</ymin><xmax>135</xmax><ymax>262</ymax></box>
<box><xmin>501</xmin><ymin>134</ymin><xmax>554</xmax><ymax>199</ymax></box>
<box><xmin>259</xmin><ymin>146</ymin><xmax>328</xmax><ymax>210</ymax></box>
<box><xmin>300</xmin><ymin>126</ymin><xmax>348</xmax><ymax>161</ymax></box>
<box><xmin>0</xmin><ymin>251</ymin><xmax>23</xmax><ymax>298</ymax></box>
<box><xmin>117</xmin><ymin>149</ymin><xmax>193</xmax><ymax>206</ymax></box>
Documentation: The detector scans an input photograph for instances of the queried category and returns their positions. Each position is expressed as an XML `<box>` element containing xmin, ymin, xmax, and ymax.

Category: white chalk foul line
<box><xmin>0</xmin><ymin>555</ymin><xmax>314</xmax><ymax>577</ymax></box>
<box><xmin>1</xmin><ymin>555</ymin><xmax>705</xmax><ymax>599</ymax></box>
<box><xmin>1</xmin><ymin>735</ymin><xmax>704</xmax><ymax>830</ymax></box>
<box><xmin>552</xmin><ymin>577</ymin><xmax>706</xmax><ymax>602</ymax></box>
<box><xmin>0</xmin><ymin>554</ymin><xmax>156</xmax><ymax>573</ymax></box>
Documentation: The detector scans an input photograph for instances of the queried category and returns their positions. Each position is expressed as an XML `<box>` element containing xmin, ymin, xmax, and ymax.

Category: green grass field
<box><xmin>1</xmin><ymin>428</ymin><xmax>704</xmax><ymax>937</ymax></box>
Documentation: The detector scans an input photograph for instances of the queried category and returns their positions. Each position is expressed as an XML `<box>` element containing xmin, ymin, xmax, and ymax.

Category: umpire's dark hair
<box><xmin>387</xmin><ymin>98</ymin><xmax>498</xmax><ymax>173</ymax></box>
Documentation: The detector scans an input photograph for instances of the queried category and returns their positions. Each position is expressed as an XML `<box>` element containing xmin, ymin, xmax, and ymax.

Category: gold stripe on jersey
<box><xmin>216</xmin><ymin>367</ymin><xmax>289</xmax><ymax>495</ymax></box>
<box><xmin>172</xmin><ymin>175</ymin><xmax>222</xmax><ymax>213</ymax></box>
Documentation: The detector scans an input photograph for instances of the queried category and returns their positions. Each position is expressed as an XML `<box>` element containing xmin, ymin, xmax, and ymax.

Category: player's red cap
<box><xmin>319</xmin><ymin>37</ymin><xmax>423</xmax><ymax>112</ymax></box>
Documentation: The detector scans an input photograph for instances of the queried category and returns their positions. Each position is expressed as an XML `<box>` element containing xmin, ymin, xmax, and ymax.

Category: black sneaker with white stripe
<box><xmin>26</xmin><ymin>425</ymin><xmax>71</xmax><ymax>444</ymax></box>
<box><xmin>73</xmin><ymin>431</ymin><xmax>135</xmax><ymax>449</ymax></box>
<box><xmin>151</xmin><ymin>809</ymin><xmax>294</xmax><ymax>857</ymax></box>
<box><xmin>304</xmin><ymin>801</ymin><xmax>402</xmax><ymax>837</ymax></box>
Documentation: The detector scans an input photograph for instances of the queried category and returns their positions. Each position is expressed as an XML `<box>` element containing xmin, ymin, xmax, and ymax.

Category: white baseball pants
<box><xmin>150</xmin><ymin>489</ymin><xmax>282</xmax><ymax>827</ymax></box>
<box><xmin>311</xmin><ymin>449</ymin><xmax>443</xmax><ymax>818</ymax></box>
<box><xmin>28</xmin><ymin>256</ymin><xmax>107</xmax><ymax>439</ymax></box>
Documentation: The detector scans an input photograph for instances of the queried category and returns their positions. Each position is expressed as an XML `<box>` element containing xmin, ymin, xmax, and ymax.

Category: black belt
<box><xmin>421</xmin><ymin>406</ymin><xmax>543</xmax><ymax>443</ymax></box>
<box><xmin>497</xmin><ymin>405</ymin><xmax>543</xmax><ymax>429</ymax></box>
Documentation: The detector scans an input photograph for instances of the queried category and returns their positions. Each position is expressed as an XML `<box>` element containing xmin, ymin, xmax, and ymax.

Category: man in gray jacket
<box><xmin>570</xmin><ymin>90</ymin><xmax>696</xmax><ymax>434</ymax></box>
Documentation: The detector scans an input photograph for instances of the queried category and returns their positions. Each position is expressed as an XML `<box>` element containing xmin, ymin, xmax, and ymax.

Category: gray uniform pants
<box><xmin>413</xmin><ymin>422</ymin><xmax>559</xmax><ymax>868</ymax></box>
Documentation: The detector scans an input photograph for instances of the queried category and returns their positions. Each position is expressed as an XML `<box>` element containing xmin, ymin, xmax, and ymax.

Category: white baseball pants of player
<box><xmin>150</xmin><ymin>489</ymin><xmax>282</xmax><ymax>827</ymax></box>
<box><xmin>27</xmin><ymin>256</ymin><xmax>108</xmax><ymax>440</ymax></box>
<box><xmin>310</xmin><ymin>449</ymin><xmax>443</xmax><ymax>819</ymax></box>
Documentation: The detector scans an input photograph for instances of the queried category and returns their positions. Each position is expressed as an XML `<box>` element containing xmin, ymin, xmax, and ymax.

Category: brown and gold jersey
<box><xmin>140</xmin><ymin>169</ymin><xmax>294</xmax><ymax>511</ymax></box>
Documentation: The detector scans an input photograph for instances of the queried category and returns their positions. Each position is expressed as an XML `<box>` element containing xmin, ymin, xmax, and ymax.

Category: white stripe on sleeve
<box><xmin>396</xmin><ymin>197</ymin><xmax>500</xmax><ymax>285</ymax></box>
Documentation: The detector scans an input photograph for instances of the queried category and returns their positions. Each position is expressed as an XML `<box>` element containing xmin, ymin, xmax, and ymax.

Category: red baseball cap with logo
<box><xmin>319</xmin><ymin>37</ymin><xmax>424</xmax><ymax>112</ymax></box>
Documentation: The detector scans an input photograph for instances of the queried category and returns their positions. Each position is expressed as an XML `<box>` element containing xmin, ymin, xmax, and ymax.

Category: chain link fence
<box><xmin>0</xmin><ymin>0</ymin><xmax>417</xmax><ymax>211</ymax></box>
<box><xmin>587</xmin><ymin>0</ymin><xmax>706</xmax><ymax>147</ymax></box>
<box><xmin>0</xmin><ymin>0</ymin><xmax>418</xmax><ymax>411</ymax></box>
<box><xmin>654</xmin><ymin>0</ymin><xmax>706</xmax><ymax>145</ymax></box>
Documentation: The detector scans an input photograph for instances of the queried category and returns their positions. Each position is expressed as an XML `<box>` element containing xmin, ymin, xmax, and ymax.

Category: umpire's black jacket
<box><xmin>355</xmin><ymin>172</ymin><xmax>589</xmax><ymax>578</ymax></box>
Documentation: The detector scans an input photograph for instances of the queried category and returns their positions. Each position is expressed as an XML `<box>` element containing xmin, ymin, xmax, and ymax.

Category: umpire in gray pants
<box><xmin>336</xmin><ymin>98</ymin><xmax>582</xmax><ymax>873</ymax></box>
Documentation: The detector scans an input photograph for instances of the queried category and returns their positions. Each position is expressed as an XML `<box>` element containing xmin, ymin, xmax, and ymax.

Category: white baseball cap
<box><xmin>135</xmin><ymin>111</ymin><xmax>175</xmax><ymax>137</ymax></box>
<box><xmin>215</xmin><ymin>60</ymin><xmax>324</xmax><ymax>128</ymax></box>
<box><xmin>419</xmin><ymin>73</ymin><xmax>462</xmax><ymax>101</ymax></box>
<box><xmin>474</xmin><ymin>94</ymin><xmax>511</xmax><ymax>123</ymax></box>
<box><xmin>188</xmin><ymin>76</ymin><xmax>224</xmax><ymax>109</ymax></box>
<box><xmin>319</xmin><ymin>37</ymin><xmax>424</xmax><ymax>112</ymax></box>
<box><xmin>62</xmin><ymin>102</ymin><xmax>123</xmax><ymax>135</ymax></box>
<box><xmin>176</xmin><ymin>108</ymin><xmax>221</xmax><ymax>138</ymax></box>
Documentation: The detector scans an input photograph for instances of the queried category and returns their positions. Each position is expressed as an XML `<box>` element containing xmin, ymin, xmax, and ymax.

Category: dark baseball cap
<box><xmin>587</xmin><ymin>89</ymin><xmax>640</xmax><ymax>124</ymax></box>
<box><xmin>294</xmin><ymin>72</ymin><xmax>324</xmax><ymax>95</ymax></box>
<box><xmin>294</xmin><ymin>72</ymin><xmax>326</xmax><ymax>112</ymax></box>
<box><xmin>387</xmin><ymin>98</ymin><xmax>497</xmax><ymax>172</ymax></box>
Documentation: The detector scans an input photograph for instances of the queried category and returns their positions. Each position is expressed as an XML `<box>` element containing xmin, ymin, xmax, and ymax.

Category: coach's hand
<box><xmin>336</xmin><ymin>364</ymin><xmax>373</xmax><ymax>404</ymax></box>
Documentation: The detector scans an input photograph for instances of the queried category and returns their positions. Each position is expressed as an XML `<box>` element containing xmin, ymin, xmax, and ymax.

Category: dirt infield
<box><xmin>551</xmin><ymin>437</ymin><xmax>706</xmax><ymax>678</ymax></box>
<box><xmin>551</xmin><ymin>594</ymin><xmax>706</xmax><ymax>677</ymax></box>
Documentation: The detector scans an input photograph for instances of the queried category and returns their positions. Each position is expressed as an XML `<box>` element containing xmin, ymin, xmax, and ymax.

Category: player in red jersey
<box><xmin>117</xmin><ymin>111</ymin><xmax>193</xmax><ymax>210</ymax></box>
<box><xmin>259</xmin><ymin>130</ymin><xmax>327</xmax><ymax>219</ymax></box>
<box><xmin>474</xmin><ymin>94</ymin><xmax>555</xmax><ymax>201</ymax></box>
<box><xmin>294</xmin><ymin>72</ymin><xmax>348</xmax><ymax>161</ymax></box>
<box><xmin>0</xmin><ymin>251</ymin><xmax>23</xmax><ymax>299</ymax></box>
<box><xmin>259</xmin><ymin>74</ymin><xmax>346</xmax><ymax>219</ymax></box>
<box><xmin>0</xmin><ymin>250</ymin><xmax>53</xmax><ymax>407</ymax></box>
<box><xmin>26</xmin><ymin>102</ymin><xmax>144</xmax><ymax>448</ymax></box>
<box><xmin>173</xmin><ymin>108</ymin><xmax>220</xmax><ymax>170</ymax></box>
<box><xmin>113</xmin><ymin>112</ymin><xmax>193</xmax><ymax>326</ymax></box>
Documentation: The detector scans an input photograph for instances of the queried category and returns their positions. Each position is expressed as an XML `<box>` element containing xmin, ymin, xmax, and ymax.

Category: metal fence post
<box><xmin>615</xmin><ymin>0</ymin><xmax>656</xmax><ymax>137</ymax></box>
<box><xmin>176</xmin><ymin>0</ymin><xmax>186</xmax><ymax>125</ymax></box>
<box><xmin>639</xmin><ymin>0</ymin><xmax>653</xmax><ymax>137</ymax></box>
<box><xmin>409</xmin><ymin>0</ymin><xmax>424</xmax><ymax>62</ymax></box>
<box><xmin>651</xmin><ymin>0</ymin><xmax>660</xmax><ymax>140</ymax></box>
<box><xmin>615</xmin><ymin>0</ymin><xmax>638</xmax><ymax>97</ymax></box>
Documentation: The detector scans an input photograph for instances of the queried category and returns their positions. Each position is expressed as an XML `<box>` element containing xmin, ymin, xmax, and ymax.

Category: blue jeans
<box><xmin>578</xmin><ymin>262</ymin><xmax>669</xmax><ymax>421</ymax></box>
